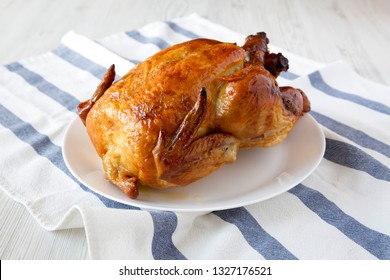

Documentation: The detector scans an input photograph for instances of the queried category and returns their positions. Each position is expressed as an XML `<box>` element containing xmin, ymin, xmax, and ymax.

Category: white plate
<box><xmin>62</xmin><ymin>114</ymin><xmax>325</xmax><ymax>212</ymax></box>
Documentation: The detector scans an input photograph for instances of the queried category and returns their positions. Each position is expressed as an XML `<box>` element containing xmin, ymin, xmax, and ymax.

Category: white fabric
<box><xmin>1</xmin><ymin>14</ymin><xmax>389</xmax><ymax>260</ymax></box>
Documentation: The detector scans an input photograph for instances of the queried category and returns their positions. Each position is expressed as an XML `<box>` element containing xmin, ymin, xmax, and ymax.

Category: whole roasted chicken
<box><xmin>78</xmin><ymin>32</ymin><xmax>310</xmax><ymax>199</ymax></box>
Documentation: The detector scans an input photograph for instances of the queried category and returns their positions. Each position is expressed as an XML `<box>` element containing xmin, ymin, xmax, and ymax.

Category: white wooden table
<box><xmin>1</xmin><ymin>0</ymin><xmax>389</xmax><ymax>259</ymax></box>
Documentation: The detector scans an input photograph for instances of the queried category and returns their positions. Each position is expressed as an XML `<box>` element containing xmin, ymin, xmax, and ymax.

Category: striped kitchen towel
<box><xmin>0</xmin><ymin>14</ymin><xmax>389</xmax><ymax>259</ymax></box>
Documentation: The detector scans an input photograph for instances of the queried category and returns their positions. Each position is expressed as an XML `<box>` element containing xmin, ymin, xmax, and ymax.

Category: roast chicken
<box><xmin>78</xmin><ymin>32</ymin><xmax>310</xmax><ymax>199</ymax></box>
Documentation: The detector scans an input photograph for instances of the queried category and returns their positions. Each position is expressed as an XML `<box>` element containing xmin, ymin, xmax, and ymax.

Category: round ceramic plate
<box><xmin>62</xmin><ymin>114</ymin><xmax>325</xmax><ymax>212</ymax></box>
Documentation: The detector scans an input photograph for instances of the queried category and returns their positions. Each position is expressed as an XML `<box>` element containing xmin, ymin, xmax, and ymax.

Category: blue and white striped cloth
<box><xmin>1</xmin><ymin>14</ymin><xmax>389</xmax><ymax>259</ymax></box>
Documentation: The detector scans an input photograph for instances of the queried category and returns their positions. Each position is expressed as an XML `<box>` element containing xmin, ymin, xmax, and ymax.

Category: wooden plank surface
<box><xmin>1</xmin><ymin>0</ymin><xmax>389</xmax><ymax>259</ymax></box>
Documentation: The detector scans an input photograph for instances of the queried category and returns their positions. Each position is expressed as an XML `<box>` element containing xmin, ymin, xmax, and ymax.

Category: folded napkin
<box><xmin>1</xmin><ymin>14</ymin><xmax>389</xmax><ymax>259</ymax></box>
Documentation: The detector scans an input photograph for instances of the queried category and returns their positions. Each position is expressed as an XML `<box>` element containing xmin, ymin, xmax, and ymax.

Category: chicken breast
<box><xmin>78</xmin><ymin>32</ymin><xmax>310</xmax><ymax>199</ymax></box>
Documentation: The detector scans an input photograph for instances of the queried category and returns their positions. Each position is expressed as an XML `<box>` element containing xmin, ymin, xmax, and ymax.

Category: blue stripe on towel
<box><xmin>279</xmin><ymin>71</ymin><xmax>300</xmax><ymax>80</ymax></box>
<box><xmin>289</xmin><ymin>184</ymin><xmax>390</xmax><ymax>259</ymax></box>
<box><xmin>0</xmin><ymin>103</ymin><xmax>137</xmax><ymax>210</ymax></box>
<box><xmin>5</xmin><ymin>62</ymin><xmax>80</xmax><ymax>112</ymax></box>
<box><xmin>52</xmin><ymin>44</ymin><xmax>121</xmax><ymax>81</ymax></box>
<box><xmin>214</xmin><ymin>207</ymin><xmax>298</xmax><ymax>259</ymax></box>
<box><xmin>125</xmin><ymin>30</ymin><xmax>170</xmax><ymax>50</ymax></box>
<box><xmin>309</xmin><ymin>71</ymin><xmax>390</xmax><ymax>115</ymax></box>
<box><xmin>52</xmin><ymin>44</ymin><xmax>110</xmax><ymax>80</ymax></box>
<box><xmin>325</xmin><ymin>138</ymin><xmax>390</xmax><ymax>182</ymax></box>
<box><xmin>0</xmin><ymin>104</ymin><xmax>70</xmax><ymax>171</ymax></box>
<box><xmin>165</xmin><ymin>21</ymin><xmax>200</xmax><ymax>39</ymax></box>
<box><xmin>150</xmin><ymin>211</ymin><xmax>187</xmax><ymax>260</ymax></box>
<box><xmin>311</xmin><ymin>111</ymin><xmax>390</xmax><ymax>159</ymax></box>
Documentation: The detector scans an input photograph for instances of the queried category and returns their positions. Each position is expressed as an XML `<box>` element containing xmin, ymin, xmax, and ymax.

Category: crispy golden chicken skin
<box><xmin>78</xmin><ymin>32</ymin><xmax>310</xmax><ymax>199</ymax></box>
